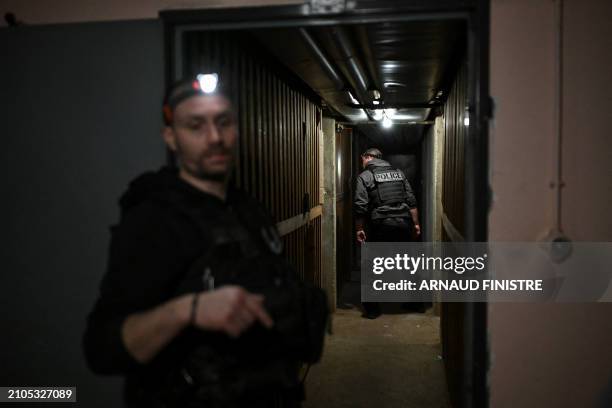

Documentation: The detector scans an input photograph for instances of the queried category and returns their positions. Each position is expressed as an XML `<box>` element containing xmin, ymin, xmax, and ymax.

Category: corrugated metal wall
<box><xmin>335</xmin><ymin>127</ymin><xmax>353</xmax><ymax>286</ymax></box>
<box><xmin>440</xmin><ymin>60</ymin><xmax>468</xmax><ymax>408</ymax></box>
<box><xmin>181</xmin><ymin>31</ymin><xmax>323</xmax><ymax>288</ymax></box>
<box><xmin>442</xmin><ymin>61</ymin><xmax>468</xmax><ymax>240</ymax></box>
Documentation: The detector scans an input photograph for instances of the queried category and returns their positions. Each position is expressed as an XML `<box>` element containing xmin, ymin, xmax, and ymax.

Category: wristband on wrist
<box><xmin>189</xmin><ymin>293</ymin><xmax>199</xmax><ymax>326</ymax></box>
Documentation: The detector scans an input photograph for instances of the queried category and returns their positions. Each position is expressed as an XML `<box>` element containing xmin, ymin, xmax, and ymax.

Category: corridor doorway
<box><xmin>163</xmin><ymin>1</ymin><xmax>490</xmax><ymax>407</ymax></box>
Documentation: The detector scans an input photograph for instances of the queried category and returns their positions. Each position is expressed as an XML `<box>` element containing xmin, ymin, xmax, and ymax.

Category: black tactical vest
<box><xmin>370</xmin><ymin>165</ymin><xmax>408</xmax><ymax>207</ymax></box>
<box><xmin>152</xmin><ymin>192</ymin><xmax>328</xmax><ymax>408</ymax></box>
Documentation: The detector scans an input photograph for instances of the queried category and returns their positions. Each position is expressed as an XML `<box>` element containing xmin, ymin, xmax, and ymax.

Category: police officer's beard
<box><xmin>192</xmin><ymin>148</ymin><xmax>234</xmax><ymax>182</ymax></box>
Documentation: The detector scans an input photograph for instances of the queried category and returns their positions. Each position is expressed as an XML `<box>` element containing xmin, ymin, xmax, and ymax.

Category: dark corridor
<box><xmin>163</xmin><ymin>4</ymin><xmax>484</xmax><ymax>407</ymax></box>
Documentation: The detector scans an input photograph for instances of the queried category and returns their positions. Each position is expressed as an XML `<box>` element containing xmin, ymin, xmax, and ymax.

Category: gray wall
<box><xmin>0</xmin><ymin>20</ymin><xmax>165</xmax><ymax>406</ymax></box>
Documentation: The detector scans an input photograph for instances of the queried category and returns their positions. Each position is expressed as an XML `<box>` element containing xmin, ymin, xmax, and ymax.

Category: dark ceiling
<box><xmin>251</xmin><ymin>19</ymin><xmax>466</xmax><ymax>147</ymax></box>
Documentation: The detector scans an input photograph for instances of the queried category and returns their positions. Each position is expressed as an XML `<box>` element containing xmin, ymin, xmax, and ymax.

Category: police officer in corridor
<box><xmin>83</xmin><ymin>74</ymin><xmax>328</xmax><ymax>407</ymax></box>
<box><xmin>354</xmin><ymin>148</ymin><xmax>422</xmax><ymax>319</ymax></box>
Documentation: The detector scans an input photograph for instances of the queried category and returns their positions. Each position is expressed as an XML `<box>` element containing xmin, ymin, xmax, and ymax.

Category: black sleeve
<box><xmin>353</xmin><ymin>173</ymin><xmax>370</xmax><ymax>216</ymax></box>
<box><xmin>82</xmin><ymin>203</ymin><xmax>181</xmax><ymax>375</ymax></box>
<box><xmin>400</xmin><ymin>171</ymin><xmax>418</xmax><ymax>209</ymax></box>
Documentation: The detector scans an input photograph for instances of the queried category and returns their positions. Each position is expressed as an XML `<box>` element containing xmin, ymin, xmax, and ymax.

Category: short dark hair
<box><xmin>362</xmin><ymin>148</ymin><xmax>382</xmax><ymax>159</ymax></box>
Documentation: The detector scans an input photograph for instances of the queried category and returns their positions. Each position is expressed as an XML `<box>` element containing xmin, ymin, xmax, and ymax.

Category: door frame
<box><xmin>161</xmin><ymin>2</ymin><xmax>491</xmax><ymax>407</ymax></box>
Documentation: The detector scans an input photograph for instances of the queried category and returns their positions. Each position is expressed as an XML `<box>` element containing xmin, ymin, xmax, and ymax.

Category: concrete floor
<box><xmin>303</xmin><ymin>304</ymin><xmax>451</xmax><ymax>408</ymax></box>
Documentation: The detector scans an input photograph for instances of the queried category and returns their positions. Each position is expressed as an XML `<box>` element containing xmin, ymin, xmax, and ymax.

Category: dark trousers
<box><xmin>363</xmin><ymin>217</ymin><xmax>418</xmax><ymax>316</ymax></box>
<box><xmin>369</xmin><ymin>217</ymin><xmax>415</xmax><ymax>242</ymax></box>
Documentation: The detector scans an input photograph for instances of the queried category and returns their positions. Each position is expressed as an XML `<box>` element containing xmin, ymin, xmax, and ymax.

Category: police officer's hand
<box><xmin>193</xmin><ymin>286</ymin><xmax>274</xmax><ymax>337</ymax></box>
<box><xmin>356</xmin><ymin>229</ymin><xmax>366</xmax><ymax>243</ymax></box>
<box><xmin>413</xmin><ymin>224</ymin><xmax>421</xmax><ymax>237</ymax></box>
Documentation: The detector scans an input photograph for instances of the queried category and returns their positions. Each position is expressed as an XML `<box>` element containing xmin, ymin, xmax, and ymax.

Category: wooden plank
<box><xmin>276</xmin><ymin>205</ymin><xmax>322</xmax><ymax>237</ymax></box>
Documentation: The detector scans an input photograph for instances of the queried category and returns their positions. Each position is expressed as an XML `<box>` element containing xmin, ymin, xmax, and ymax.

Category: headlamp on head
<box><xmin>163</xmin><ymin>73</ymin><xmax>222</xmax><ymax>125</ymax></box>
<box><xmin>196</xmin><ymin>73</ymin><xmax>218</xmax><ymax>93</ymax></box>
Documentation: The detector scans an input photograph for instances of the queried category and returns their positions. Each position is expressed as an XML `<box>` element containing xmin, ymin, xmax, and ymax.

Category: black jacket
<box><xmin>82</xmin><ymin>166</ymin><xmax>282</xmax><ymax>405</ymax></box>
<box><xmin>354</xmin><ymin>158</ymin><xmax>417</xmax><ymax>222</ymax></box>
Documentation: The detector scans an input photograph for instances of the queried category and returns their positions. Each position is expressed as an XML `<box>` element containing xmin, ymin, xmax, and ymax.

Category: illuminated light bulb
<box><xmin>382</xmin><ymin>116</ymin><xmax>393</xmax><ymax>129</ymax></box>
<box><xmin>372</xmin><ymin>109</ymin><xmax>384</xmax><ymax>121</ymax></box>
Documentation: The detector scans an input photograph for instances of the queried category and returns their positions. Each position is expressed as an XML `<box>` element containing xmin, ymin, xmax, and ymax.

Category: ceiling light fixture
<box><xmin>383</xmin><ymin>81</ymin><xmax>406</xmax><ymax>88</ymax></box>
<box><xmin>393</xmin><ymin>113</ymin><xmax>420</xmax><ymax>121</ymax></box>
<box><xmin>384</xmin><ymin>108</ymin><xmax>397</xmax><ymax>119</ymax></box>
<box><xmin>382</xmin><ymin>115</ymin><xmax>393</xmax><ymax>129</ymax></box>
<box><xmin>381</xmin><ymin>110</ymin><xmax>393</xmax><ymax>129</ymax></box>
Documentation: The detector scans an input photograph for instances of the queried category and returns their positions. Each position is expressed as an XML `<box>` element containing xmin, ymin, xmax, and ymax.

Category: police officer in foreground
<box><xmin>83</xmin><ymin>74</ymin><xmax>328</xmax><ymax>407</ymax></box>
<box><xmin>354</xmin><ymin>148</ymin><xmax>423</xmax><ymax>319</ymax></box>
